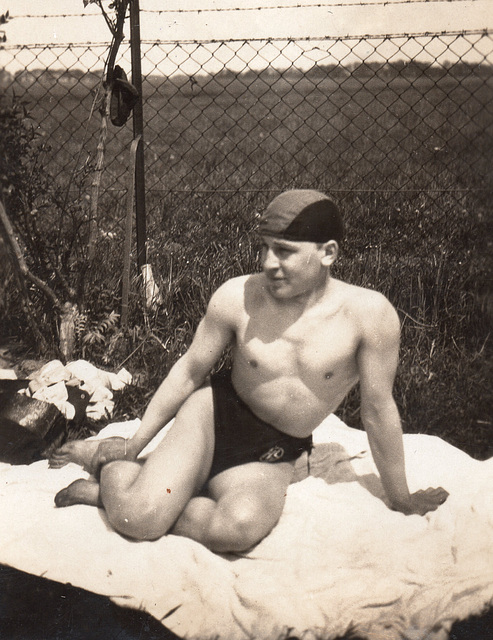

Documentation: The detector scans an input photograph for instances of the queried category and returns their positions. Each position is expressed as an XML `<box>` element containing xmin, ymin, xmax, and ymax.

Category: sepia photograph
<box><xmin>0</xmin><ymin>1</ymin><xmax>492</xmax><ymax>639</ymax></box>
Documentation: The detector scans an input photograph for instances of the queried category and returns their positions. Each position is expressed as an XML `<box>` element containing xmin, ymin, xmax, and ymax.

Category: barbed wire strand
<box><xmin>142</xmin><ymin>28</ymin><xmax>491</xmax><ymax>44</ymax></box>
<box><xmin>10</xmin><ymin>0</ymin><xmax>487</xmax><ymax>20</ymax></box>
<box><xmin>2</xmin><ymin>28</ymin><xmax>490</xmax><ymax>50</ymax></box>
<box><xmin>141</xmin><ymin>0</ymin><xmax>487</xmax><ymax>13</ymax></box>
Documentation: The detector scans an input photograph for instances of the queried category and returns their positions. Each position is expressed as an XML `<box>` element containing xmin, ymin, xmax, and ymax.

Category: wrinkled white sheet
<box><xmin>0</xmin><ymin>414</ymin><xmax>492</xmax><ymax>640</ymax></box>
<box><xmin>19</xmin><ymin>359</ymin><xmax>133</xmax><ymax>420</ymax></box>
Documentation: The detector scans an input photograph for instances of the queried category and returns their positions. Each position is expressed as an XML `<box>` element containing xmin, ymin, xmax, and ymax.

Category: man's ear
<box><xmin>321</xmin><ymin>240</ymin><xmax>338</xmax><ymax>267</ymax></box>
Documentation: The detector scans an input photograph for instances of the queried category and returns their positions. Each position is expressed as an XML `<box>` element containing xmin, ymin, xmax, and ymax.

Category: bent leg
<box><xmin>97</xmin><ymin>384</ymin><xmax>215</xmax><ymax>541</ymax></box>
<box><xmin>171</xmin><ymin>461</ymin><xmax>294</xmax><ymax>553</ymax></box>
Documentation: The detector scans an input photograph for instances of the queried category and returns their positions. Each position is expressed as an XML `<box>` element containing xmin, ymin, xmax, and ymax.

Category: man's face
<box><xmin>260</xmin><ymin>235</ymin><xmax>326</xmax><ymax>299</ymax></box>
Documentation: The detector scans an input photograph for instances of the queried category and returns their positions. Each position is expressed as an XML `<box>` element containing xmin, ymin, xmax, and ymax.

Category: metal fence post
<box><xmin>129</xmin><ymin>0</ymin><xmax>147</xmax><ymax>272</ymax></box>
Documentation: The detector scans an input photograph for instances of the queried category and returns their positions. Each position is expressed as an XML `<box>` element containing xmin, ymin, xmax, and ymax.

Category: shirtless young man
<box><xmin>51</xmin><ymin>189</ymin><xmax>448</xmax><ymax>553</ymax></box>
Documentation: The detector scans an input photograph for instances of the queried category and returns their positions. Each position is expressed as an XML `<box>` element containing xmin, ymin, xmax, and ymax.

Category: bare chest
<box><xmin>236</xmin><ymin>310</ymin><xmax>359</xmax><ymax>380</ymax></box>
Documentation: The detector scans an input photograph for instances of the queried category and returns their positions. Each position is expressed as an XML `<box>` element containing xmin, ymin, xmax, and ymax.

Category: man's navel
<box><xmin>325</xmin><ymin>371</ymin><xmax>333</xmax><ymax>380</ymax></box>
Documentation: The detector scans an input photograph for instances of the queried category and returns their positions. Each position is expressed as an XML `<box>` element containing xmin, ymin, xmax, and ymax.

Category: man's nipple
<box><xmin>249</xmin><ymin>359</ymin><xmax>259</xmax><ymax>368</ymax></box>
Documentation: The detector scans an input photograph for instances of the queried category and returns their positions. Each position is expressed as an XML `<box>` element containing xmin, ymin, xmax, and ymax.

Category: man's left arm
<box><xmin>357</xmin><ymin>293</ymin><xmax>449</xmax><ymax>516</ymax></box>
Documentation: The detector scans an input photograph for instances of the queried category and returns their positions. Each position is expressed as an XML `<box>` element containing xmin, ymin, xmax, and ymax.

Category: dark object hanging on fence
<box><xmin>110</xmin><ymin>65</ymin><xmax>139</xmax><ymax>127</ymax></box>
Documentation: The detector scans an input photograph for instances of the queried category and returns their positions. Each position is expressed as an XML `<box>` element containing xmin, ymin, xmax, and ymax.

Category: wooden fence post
<box><xmin>129</xmin><ymin>0</ymin><xmax>147</xmax><ymax>273</ymax></box>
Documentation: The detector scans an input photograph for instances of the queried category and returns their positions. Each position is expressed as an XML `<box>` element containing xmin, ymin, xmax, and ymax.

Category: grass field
<box><xmin>15</xmin><ymin>65</ymin><xmax>493</xmax><ymax>195</ymax></box>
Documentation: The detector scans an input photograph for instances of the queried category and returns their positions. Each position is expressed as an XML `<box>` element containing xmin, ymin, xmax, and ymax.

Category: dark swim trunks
<box><xmin>209</xmin><ymin>371</ymin><xmax>313</xmax><ymax>479</ymax></box>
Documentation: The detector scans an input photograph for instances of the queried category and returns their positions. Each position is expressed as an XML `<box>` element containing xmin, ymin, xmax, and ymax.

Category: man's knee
<box><xmin>105</xmin><ymin>493</ymin><xmax>176</xmax><ymax>541</ymax></box>
<box><xmin>208</xmin><ymin>497</ymin><xmax>281</xmax><ymax>552</ymax></box>
<box><xmin>108</xmin><ymin>507</ymin><xmax>169</xmax><ymax>541</ymax></box>
<box><xmin>226</xmin><ymin>505</ymin><xmax>269</xmax><ymax>551</ymax></box>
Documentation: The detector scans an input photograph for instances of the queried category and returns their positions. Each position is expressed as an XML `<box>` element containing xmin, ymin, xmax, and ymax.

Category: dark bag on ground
<box><xmin>0</xmin><ymin>383</ymin><xmax>67</xmax><ymax>465</ymax></box>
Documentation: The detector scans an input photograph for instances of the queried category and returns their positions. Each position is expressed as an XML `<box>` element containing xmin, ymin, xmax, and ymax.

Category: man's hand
<box><xmin>90</xmin><ymin>436</ymin><xmax>132</xmax><ymax>476</ymax></box>
<box><xmin>392</xmin><ymin>486</ymin><xmax>449</xmax><ymax>516</ymax></box>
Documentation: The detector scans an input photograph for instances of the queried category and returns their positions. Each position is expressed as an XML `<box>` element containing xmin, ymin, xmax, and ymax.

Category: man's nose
<box><xmin>262</xmin><ymin>247</ymin><xmax>279</xmax><ymax>271</ymax></box>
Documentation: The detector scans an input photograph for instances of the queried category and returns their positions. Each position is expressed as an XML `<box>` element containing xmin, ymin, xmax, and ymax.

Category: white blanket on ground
<box><xmin>0</xmin><ymin>414</ymin><xmax>492</xmax><ymax>640</ymax></box>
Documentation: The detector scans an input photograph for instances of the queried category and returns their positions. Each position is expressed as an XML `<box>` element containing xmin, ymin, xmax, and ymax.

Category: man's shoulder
<box><xmin>339</xmin><ymin>282</ymin><xmax>399</xmax><ymax>332</ymax></box>
<box><xmin>214</xmin><ymin>274</ymin><xmax>251</xmax><ymax>297</ymax></box>
<box><xmin>210</xmin><ymin>275</ymin><xmax>256</xmax><ymax>309</ymax></box>
<box><xmin>343</xmin><ymin>282</ymin><xmax>393</xmax><ymax>308</ymax></box>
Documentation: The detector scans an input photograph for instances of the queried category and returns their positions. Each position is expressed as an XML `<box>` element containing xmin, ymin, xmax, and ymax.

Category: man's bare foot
<box><xmin>50</xmin><ymin>436</ymin><xmax>130</xmax><ymax>478</ymax></box>
<box><xmin>55</xmin><ymin>478</ymin><xmax>102</xmax><ymax>508</ymax></box>
<box><xmin>49</xmin><ymin>440</ymin><xmax>100</xmax><ymax>473</ymax></box>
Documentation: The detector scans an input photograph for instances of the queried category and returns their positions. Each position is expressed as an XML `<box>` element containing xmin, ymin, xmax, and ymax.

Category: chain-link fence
<box><xmin>2</xmin><ymin>28</ymin><xmax>492</xmax><ymax>272</ymax></box>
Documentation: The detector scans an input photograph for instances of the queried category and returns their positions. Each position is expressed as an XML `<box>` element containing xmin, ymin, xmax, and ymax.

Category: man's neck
<box><xmin>272</xmin><ymin>273</ymin><xmax>335</xmax><ymax>312</ymax></box>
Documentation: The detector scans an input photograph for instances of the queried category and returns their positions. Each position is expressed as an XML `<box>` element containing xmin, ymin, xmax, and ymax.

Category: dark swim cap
<box><xmin>259</xmin><ymin>189</ymin><xmax>343</xmax><ymax>244</ymax></box>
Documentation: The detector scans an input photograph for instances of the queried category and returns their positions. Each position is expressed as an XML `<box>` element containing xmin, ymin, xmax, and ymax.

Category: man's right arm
<box><xmin>94</xmin><ymin>280</ymin><xmax>239</xmax><ymax>465</ymax></box>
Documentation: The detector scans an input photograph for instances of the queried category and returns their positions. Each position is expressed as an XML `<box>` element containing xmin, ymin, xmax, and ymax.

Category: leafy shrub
<box><xmin>0</xmin><ymin>95</ymin><xmax>97</xmax><ymax>353</ymax></box>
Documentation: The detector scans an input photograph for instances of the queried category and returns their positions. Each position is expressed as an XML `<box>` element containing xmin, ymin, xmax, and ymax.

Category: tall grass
<box><xmin>83</xmin><ymin>182</ymin><xmax>492</xmax><ymax>461</ymax></box>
